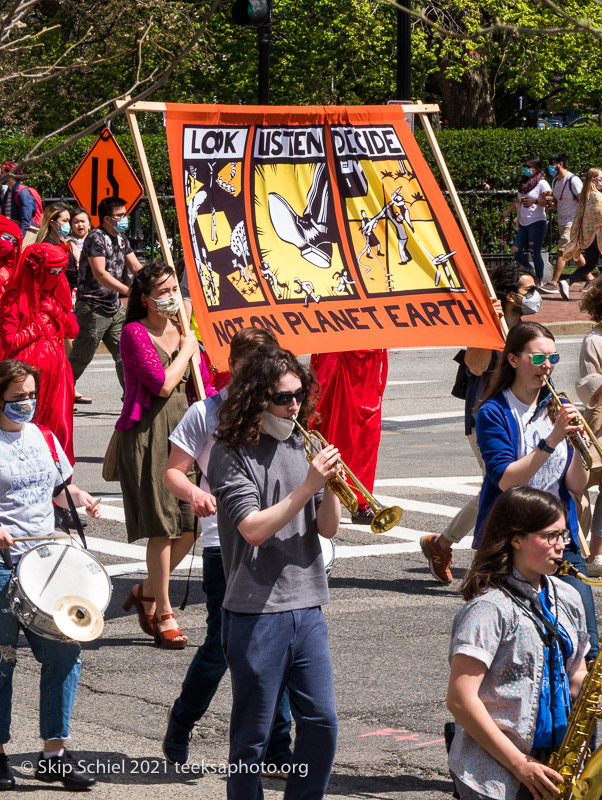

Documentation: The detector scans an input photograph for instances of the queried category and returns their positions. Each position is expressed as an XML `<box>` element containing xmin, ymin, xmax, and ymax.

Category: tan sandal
<box><xmin>153</xmin><ymin>613</ymin><xmax>188</xmax><ymax>650</ymax></box>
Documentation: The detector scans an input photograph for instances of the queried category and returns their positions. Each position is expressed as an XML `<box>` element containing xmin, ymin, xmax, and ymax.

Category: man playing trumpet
<box><xmin>207</xmin><ymin>346</ymin><xmax>340</xmax><ymax>800</ymax></box>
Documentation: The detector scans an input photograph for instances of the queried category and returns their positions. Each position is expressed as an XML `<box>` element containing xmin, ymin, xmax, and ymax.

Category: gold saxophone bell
<box><xmin>542</xmin><ymin>376</ymin><xmax>596</xmax><ymax>470</ymax></box>
<box><xmin>548</xmin><ymin>560</ymin><xmax>602</xmax><ymax>799</ymax></box>
<box><xmin>292</xmin><ymin>418</ymin><xmax>403</xmax><ymax>534</ymax></box>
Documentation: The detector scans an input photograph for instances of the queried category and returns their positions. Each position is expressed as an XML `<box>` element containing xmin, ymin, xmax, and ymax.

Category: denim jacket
<box><xmin>448</xmin><ymin>572</ymin><xmax>589</xmax><ymax>800</ymax></box>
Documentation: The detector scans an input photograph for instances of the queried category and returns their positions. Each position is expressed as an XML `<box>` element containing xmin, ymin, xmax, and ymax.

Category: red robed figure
<box><xmin>0</xmin><ymin>242</ymin><xmax>78</xmax><ymax>463</ymax></box>
<box><xmin>310</xmin><ymin>349</ymin><xmax>388</xmax><ymax>508</ymax></box>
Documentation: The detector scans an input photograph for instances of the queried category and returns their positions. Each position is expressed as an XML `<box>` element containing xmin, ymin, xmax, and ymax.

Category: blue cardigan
<box><xmin>474</xmin><ymin>392</ymin><xmax>578</xmax><ymax>548</ymax></box>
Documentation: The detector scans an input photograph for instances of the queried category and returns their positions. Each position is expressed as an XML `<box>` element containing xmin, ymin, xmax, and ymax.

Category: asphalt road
<box><xmin>8</xmin><ymin>336</ymin><xmax>602</xmax><ymax>799</ymax></box>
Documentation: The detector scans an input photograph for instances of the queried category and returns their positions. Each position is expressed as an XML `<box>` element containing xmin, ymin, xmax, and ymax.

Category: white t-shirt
<box><xmin>503</xmin><ymin>389</ymin><xmax>567</xmax><ymax>498</ymax></box>
<box><xmin>518</xmin><ymin>179</ymin><xmax>551</xmax><ymax>226</ymax></box>
<box><xmin>552</xmin><ymin>172</ymin><xmax>583</xmax><ymax>226</ymax></box>
<box><xmin>168</xmin><ymin>388</ymin><xmax>226</xmax><ymax>548</ymax></box>
<box><xmin>0</xmin><ymin>424</ymin><xmax>73</xmax><ymax>561</ymax></box>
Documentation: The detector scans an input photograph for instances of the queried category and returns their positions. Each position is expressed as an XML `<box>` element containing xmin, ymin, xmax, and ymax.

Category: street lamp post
<box><xmin>396</xmin><ymin>0</ymin><xmax>412</xmax><ymax>101</ymax></box>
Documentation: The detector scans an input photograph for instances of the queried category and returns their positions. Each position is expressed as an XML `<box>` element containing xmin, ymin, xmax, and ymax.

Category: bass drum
<box><xmin>8</xmin><ymin>542</ymin><xmax>112</xmax><ymax>641</ymax></box>
<box><xmin>319</xmin><ymin>535</ymin><xmax>335</xmax><ymax>580</ymax></box>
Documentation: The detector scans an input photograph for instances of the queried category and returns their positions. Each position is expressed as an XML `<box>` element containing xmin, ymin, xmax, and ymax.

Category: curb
<box><xmin>541</xmin><ymin>320</ymin><xmax>594</xmax><ymax>337</ymax></box>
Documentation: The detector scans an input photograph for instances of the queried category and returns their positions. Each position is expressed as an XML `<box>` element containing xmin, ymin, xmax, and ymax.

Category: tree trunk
<box><xmin>431</xmin><ymin>52</ymin><xmax>496</xmax><ymax>128</ymax></box>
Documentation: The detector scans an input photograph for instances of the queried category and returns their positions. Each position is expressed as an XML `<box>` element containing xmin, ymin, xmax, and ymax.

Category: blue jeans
<box><xmin>0</xmin><ymin>563</ymin><xmax>81</xmax><ymax>743</ymax></box>
<box><xmin>172</xmin><ymin>548</ymin><xmax>292</xmax><ymax>763</ymax></box>
<box><xmin>222</xmin><ymin>606</ymin><xmax>338</xmax><ymax>800</ymax></box>
<box><xmin>560</xmin><ymin>544</ymin><xmax>599</xmax><ymax>661</ymax></box>
<box><xmin>513</xmin><ymin>220</ymin><xmax>547</xmax><ymax>282</ymax></box>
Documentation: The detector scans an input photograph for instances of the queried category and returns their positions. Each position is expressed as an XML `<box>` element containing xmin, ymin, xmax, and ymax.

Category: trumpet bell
<box><xmin>53</xmin><ymin>595</ymin><xmax>104</xmax><ymax>642</ymax></box>
<box><xmin>371</xmin><ymin>504</ymin><xmax>403</xmax><ymax>534</ymax></box>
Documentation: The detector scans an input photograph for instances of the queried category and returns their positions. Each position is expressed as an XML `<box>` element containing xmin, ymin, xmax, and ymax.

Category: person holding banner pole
<box><xmin>420</xmin><ymin>265</ymin><xmax>538</xmax><ymax>583</ymax></box>
<box><xmin>117</xmin><ymin>262</ymin><xmax>198</xmax><ymax>649</ymax></box>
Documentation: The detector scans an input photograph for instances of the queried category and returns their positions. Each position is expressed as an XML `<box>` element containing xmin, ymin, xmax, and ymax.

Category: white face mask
<box><xmin>262</xmin><ymin>411</ymin><xmax>296</xmax><ymax>441</ymax></box>
<box><xmin>519</xmin><ymin>289</ymin><xmax>542</xmax><ymax>316</ymax></box>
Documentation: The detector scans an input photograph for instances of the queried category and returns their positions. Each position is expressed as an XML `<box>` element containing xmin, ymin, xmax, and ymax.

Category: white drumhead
<box><xmin>319</xmin><ymin>535</ymin><xmax>335</xmax><ymax>570</ymax></box>
<box><xmin>17</xmin><ymin>543</ymin><xmax>111</xmax><ymax>616</ymax></box>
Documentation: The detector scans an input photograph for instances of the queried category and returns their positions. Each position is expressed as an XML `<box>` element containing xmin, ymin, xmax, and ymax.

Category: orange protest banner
<box><xmin>164</xmin><ymin>104</ymin><xmax>504</xmax><ymax>370</ymax></box>
<box><xmin>68</xmin><ymin>127</ymin><xmax>144</xmax><ymax>227</ymax></box>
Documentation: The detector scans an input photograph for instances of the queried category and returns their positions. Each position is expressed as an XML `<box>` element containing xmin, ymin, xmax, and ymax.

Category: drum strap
<box><xmin>36</xmin><ymin>425</ymin><xmax>87</xmax><ymax>550</ymax></box>
<box><xmin>0</xmin><ymin>548</ymin><xmax>13</xmax><ymax>571</ymax></box>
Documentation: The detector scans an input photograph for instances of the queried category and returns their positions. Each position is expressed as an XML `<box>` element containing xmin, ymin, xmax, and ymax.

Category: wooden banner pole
<box><xmin>417</xmin><ymin>111</ymin><xmax>508</xmax><ymax>337</ymax></box>
<box><xmin>114</xmin><ymin>96</ymin><xmax>205</xmax><ymax>399</ymax></box>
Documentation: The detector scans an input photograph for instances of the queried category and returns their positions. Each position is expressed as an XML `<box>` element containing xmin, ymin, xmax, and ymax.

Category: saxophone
<box><xmin>547</xmin><ymin>561</ymin><xmax>602</xmax><ymax>799</ymax></box>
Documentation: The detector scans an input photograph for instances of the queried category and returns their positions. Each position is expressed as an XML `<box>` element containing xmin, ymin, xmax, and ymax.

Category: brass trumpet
<box><xmin>292</xmin><ymin>418</ymin><xmax>403</xmax><ymax>534</ymax></box>
<box><xmin>542</xmin><ymin>376</ymin><xmax>597</xmax><ymax>470</ymax></box>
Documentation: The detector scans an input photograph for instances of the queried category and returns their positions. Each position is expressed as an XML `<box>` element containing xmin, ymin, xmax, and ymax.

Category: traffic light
<box><xmin>232</xmin><ymin>0</ymin><xmax>270</xmax><ymax>26</ymax></box>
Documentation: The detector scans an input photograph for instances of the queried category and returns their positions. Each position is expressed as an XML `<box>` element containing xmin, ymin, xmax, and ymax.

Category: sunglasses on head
<box><xmin>520</xmin><ymin>352</ymin><xmax>560</xmax><ymax>366</ymax></box>
<box><xmin>271</xmin><ymin>389</ymin><xmax>306</xmax><ymax>406</ymax></box>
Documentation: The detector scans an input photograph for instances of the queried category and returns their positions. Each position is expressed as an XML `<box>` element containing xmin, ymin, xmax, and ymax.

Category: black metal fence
<box><xmin>48</xmin><ymin>190</ymin><xmax>563</xmax><ymax>269</ymax></box>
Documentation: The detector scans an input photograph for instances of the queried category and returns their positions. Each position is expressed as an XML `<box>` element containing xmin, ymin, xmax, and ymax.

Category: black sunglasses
<box><xmin>271</xmin><ymin>390</ymin><xmax>306</xmax><ymax>406</ymax></box>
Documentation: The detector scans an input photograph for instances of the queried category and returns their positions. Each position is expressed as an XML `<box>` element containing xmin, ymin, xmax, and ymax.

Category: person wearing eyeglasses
<box><xmin>558</xmin><ymin>167</ymin><xmax>602</xmax><ymax>301</ymax></box>
<box><xmin>447</xmin><ymin>486</ymin><xmax>589</xmax><ymax>800</ymax></box>
<box><xmin>67</xmin><ymin>196</ymin><xmax>142</xmax><ymax>394</ymax></box>
<box><xmin>474</xmin><ymin>320</ymin><xmax>598</xmax><ymax>662</ymax></box>
<box><xmin>207</xmin><ymin>346</ymin><xmax>340</xmax><ymax>800</ymax></box>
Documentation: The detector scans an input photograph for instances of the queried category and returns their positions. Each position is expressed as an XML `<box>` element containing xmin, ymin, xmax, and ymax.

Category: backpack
<box><xmin>14</xmin><ymin>183</ymin><xmax>43</xmax><ymax>226</ymax></box>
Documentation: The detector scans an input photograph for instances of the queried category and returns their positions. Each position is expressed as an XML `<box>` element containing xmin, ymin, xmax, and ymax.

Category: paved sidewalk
<box><xmin>534</xmin><ymin>283</ymin><xmax>594</xmax><ymax>337</ymax></box>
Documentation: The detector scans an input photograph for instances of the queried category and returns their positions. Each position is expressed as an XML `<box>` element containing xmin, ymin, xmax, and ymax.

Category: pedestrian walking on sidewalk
<box><xmin>501</xmin><ymin>156</ymin><xmax>550</xmax><ymax>287</ymax></box>
<box><xmin>559</xmin><ymin>167</ymin><xmax>602</xmax><ymax>301</ymax></box>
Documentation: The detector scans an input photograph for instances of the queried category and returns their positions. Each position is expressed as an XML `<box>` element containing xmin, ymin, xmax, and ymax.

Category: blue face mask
<box><xmin>58</xmin><ymin>223</ymin><xmax>71</xmax><ymax>236</ymax></box>
<box><xmin>3</xmin><ymin>398</ymin><xmax>36</xmax><ymax>424</ymax></box>
<box><xmin>524</xmin><ymin>167</ymin><xmax>534</xmax><ymax>177</ymax></box>
<box><xmin>114</xmin><ymin>217</ymin><xmax>129</xmax><ymax>233</ymax></box>
<box><xmin>548</xmin><ymin>166</ymin><xmax>558</xmax><ymax>178</ymax></box>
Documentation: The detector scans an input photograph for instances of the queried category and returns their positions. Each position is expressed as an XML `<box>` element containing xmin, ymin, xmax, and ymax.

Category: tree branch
<box><xmin>383</xmin><ymin>0</ymin><xmax>602</xmax><ymax>43</ymax></box>
<box><xmin>14</xmin><ymin>0</ymin><xmax>224</xmax><ymax>171</ymax></box>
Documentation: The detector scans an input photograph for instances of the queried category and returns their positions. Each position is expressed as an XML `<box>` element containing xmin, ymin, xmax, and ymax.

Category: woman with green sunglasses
<box><xmin>473</xmin><ymin>320</ymin><xmax>599</xmax><ymax>662</ymax></box>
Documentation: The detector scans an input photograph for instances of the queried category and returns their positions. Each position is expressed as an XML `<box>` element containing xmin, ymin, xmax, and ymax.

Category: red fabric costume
<box><xmin>0</xmin><ymin>242</ymin><xmax>78</xmax><ymax>463</ymax></box>
<box><xmin>310</xmin><ymin>349</ymin><xmax>388</xmax><ymax>507</ymax></box>
<box><xmin>0</xmin><ymin>216</ymin><xmax>23</xmax><ymax>359</ymax></box>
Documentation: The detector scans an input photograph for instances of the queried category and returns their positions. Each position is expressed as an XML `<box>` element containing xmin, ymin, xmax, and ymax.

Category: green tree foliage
<box><xmin>409</xmin><ymin>0</ymin><xmax>602</xmax><ymax>127</ymax></box>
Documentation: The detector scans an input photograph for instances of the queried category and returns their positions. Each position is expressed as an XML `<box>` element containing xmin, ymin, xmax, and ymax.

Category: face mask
<box><xmin>54</xmin><ymin>222</ymin><xmax>70</xmax><ymax>237</ymax></box>
<box><xmin>150</xmin><ymin>295</ymin><xmax>180</xmax><ymax>318</ymax></box>
<box><xmin>262</xmin><ymin>411</ymin><xmax>295</xmax><ymax>441</ymax></box>
<box><xmin>547</xmin><ymin>166</ymin><xmax>558</xmax><ymax>178</ymax></box>
<box><xmin>523</xmin><ymin>167</ymin><xmax>534</xmax><ymax>178</ymax></box>
<box><xmin>3</xmin><ymin>398</ymin><xmax>36</xmax><ymax>424</ymax></box>
<box><xmin>519</xmin><ymin>290</ymin><xmax>542</xmax><ymax>315</ymax></box>
<box><xmin>114</xmin><ymin>218</ymin><xmax>129</xmax><ymax>233</ymax></box>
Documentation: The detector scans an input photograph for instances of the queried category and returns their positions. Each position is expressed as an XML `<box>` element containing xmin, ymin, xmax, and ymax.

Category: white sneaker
<box><xmin>558</xmin><ymin>279</ymin><xmax>571</xmax><ymax>301</ymax></box>
<box><xmin>586</xmin><ymin>555</ymin><xmax>602</xmax><ymax>577</ymax></box>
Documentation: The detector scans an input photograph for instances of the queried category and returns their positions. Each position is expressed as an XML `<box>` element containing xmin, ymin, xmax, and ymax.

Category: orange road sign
<box><xmin>68</xmin><ymin>128</ymin><xmax>144</xmax><ymax>227</ymax></box>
